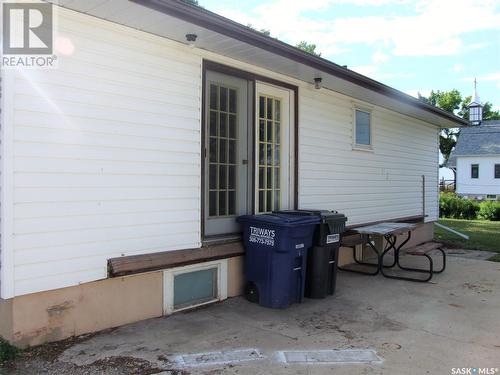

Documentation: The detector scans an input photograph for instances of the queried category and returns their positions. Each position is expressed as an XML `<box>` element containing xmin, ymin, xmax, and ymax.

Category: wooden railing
<box><xmin>439</xmin><ymin>179</ymin><xmax>455</xmax><ymax>192</ymax></box>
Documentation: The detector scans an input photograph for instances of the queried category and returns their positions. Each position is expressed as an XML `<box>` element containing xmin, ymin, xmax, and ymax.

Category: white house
<box><xmin>0</xmin><ymin>0</ymin><xmax>466</xmax><ymax>347</ymax></box>
<box><xmin>448</xmin><ymin>120</ymin><xmax>500</xmax><ymax>200</ymax></box>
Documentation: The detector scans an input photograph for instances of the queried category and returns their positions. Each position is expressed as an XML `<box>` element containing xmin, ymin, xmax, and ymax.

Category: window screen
<box><xmin>355</xmin><ymin>109</ymin><xmax>371</xmax><ymax>146</ymax></box>
<box><xmin>495</xmin><ymin>164</ymin><xmax>500</xmax><ymax>179</ymax></box>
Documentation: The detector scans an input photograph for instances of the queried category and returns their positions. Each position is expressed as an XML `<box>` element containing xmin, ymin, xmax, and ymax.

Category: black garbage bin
<box><xmin>275</xmin><ymin>210</ymin><xmax>347</xmax><ymax>298</ymax></box>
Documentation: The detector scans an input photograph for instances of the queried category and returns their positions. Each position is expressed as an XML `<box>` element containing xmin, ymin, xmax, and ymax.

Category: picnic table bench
<box><xmin>338</xmin><ymin>222</ymin><xmax>446</xmax><ymax>282</ymax></box>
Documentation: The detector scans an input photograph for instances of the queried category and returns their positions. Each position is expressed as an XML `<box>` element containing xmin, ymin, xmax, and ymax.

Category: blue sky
<box><xmin>200</xmin><ymin>0</ymin><xmax>500</xmax><ymax>179</ymax></box>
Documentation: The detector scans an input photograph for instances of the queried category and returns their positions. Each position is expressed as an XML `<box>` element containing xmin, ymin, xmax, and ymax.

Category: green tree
<box><xmin>296</xmin><ymin>41</ymin><xmax>321</xmax><ymax>56</ymax></box>
<box><xmin>247</xmin><ymin>24</ymin><xmax>271</xmax><ymax>37</ymax></box>
<box><xmin>420</xmin><ymin>90</ymin><xmax>462</xmax><ymax>168</ymax></box>
<box><xmin>419</xmin><ymin>89</ymin><xmax>500</xmax><ymax>172</ymax></box>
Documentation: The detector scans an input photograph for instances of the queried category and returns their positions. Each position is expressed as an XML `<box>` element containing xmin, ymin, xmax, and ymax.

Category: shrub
<box><xmin>439</xmin><ymin>193</ymin><xmax>480</xmax><ymax>220</ymax></box>
<box><xmin>0</xmin><ymin>338</ymin><xmax>18</xmax><ymax>363</ymax></box>
<box><xmin>478</xmin><ymin>201</ymin><xmax>500</xmax><ymax>221</ymax></box>
<box><xmin>461</xmin><ymin>199</ymin><xmax>480</xmax><ymax>220</ymax></box>
<box><xmin>439</xmin><ymin>192</ymin><xmax>459</xmax><ymax>218</ymax></box>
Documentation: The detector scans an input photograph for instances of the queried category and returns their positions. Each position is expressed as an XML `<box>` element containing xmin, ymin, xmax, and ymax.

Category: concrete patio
<box><xmin>43</xmin><ymin>255</ymin><xmax>499</xmax><ymax>374</ymax></box>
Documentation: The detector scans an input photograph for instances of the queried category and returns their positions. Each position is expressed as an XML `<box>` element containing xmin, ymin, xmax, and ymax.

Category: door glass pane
<box><xmin>267</xmin><ymin>121</ymin><xmax>273</xmax><ymax>142</ymax></box>
<box><xmin>209</xmin><ymin>111</ymin><xmax>217</xmax><ymax>136</ymax></box>
<box><xmin>228</xmin><ymin>191</ymin><xmax>236</xmax><ymax>215</ymax></box>
<box><xmin>174</xmin><ymin>268</ymin><xmax>217</xmax><ymax>310</ymax></box>
<box><xmin>209</xmin><ymin>138</ymin><xmax>217</xmax><ymax>163</ymax></box>
<box><xmin>257</xmin><ymin>95</ymin><xmax>282</xmax><ymax>213</ymax></box>
<box><xmin>266</xmin><ymin>190</ymin><xmax>272</xmax><ymax>212</ymax></box>
<box><xmin>266</xmin><ymin>98</ymin><xmax>273</xmax><ymax>119</ymax></box>
<box><xmin>219</xmin><ymin>139</ymin><xmax>227</xmax><ymax>163</ymax></box>
<box><xmin>229</xmin><ymin>115</ymin><xmax>237</xmax><ymax>138</ymax></box>
<box><xmin>220</xmin><ymin>113</ymin><xmax>227</xmax><ymax>137</ymax></box>
<box><xmin>267</xmin><ymin>168</ymin><xmax>272</xmax><ymax>189</ymax></box>
<box><xmin>275</xmin><ymin>100</ymin><xmax>281</xmax><ymax>121</ymax></box>
<box><xmin>209</xmin><ymin>191</ymin><xmax>217</xmax><ymax>216</ymax></box>
<box><xmin>220</xmin><ymin>87</ymin><xmax>228</xmax><ymax>112</ymax></box>
<box><xmin>219</xmin><ymin>191</ymin><xmax>226</xmax><ymax>215</ymax></box>
<box><xmin>228</xmin><ymin>140</ymin><xmax>236</xmax><ymax>164</ymax></box>
<box><xmin>259</xmin><ymin>190</ymin><xmax>265</xmax><ymax>212</ymax></box>
<box><xmin>219</xmin><ymin>165</ymin><xmax>227</xmax><ymax>189</ymax></box>
<box><xmin>209</xmin><ymin>165</ymin><xmax>217</xmax><ymax>190</ymax></box>
<box><xmin>210</xmin><ymin>85</ymin><xmax>218</xmax><ymax>110</ymax></box>
<box><xmin>208</xmin><ymin>83</ymin><xmax>239</xmax><ymax>218</ymax></box>
<box><xmin>259</xmin><ymin>120</ymin><xmax>265</xmax><ymax>142</ymax></box>
<box><xmin>228</xmin><ymin>166</ymin><xmax>236</xmax><ymax>189</ymax></box>
<box><xmin>229</xmin><ymin>89</ymin><xmax>237</xmax><ymax>113</ymax></box>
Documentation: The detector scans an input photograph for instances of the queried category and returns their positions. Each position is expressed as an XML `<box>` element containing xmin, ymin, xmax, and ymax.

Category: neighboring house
<box><xmin>448</xmin><ymin>121</ymin><xmax>500</xmax><ymax>200</ymax></box>
<box><xmin>0</xmin><ymin>0</ymin><xmax>466</xmax><ymax>347</ymax></box>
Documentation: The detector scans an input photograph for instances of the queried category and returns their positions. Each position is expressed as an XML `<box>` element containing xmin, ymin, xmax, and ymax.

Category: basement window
<box><xmin>163</xmin><ymin>259</ymin><xmax>228</xmax><ymax>315</ymax></box>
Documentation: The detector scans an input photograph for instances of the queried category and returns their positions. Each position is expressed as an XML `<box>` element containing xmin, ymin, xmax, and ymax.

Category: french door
<box><xmin>255</xmin><ymin>82</ymin><xmax>292</xmax><ymax>214</ymax></box>
<box><xmin>203</xmin><ymin>72</ymin><xmax>293</xmax><ymax>238</ymax></box>
<box><xmin>204</xmin><ymin>71</ymin><xmax>253</xmax><ymax>237</ymax></box>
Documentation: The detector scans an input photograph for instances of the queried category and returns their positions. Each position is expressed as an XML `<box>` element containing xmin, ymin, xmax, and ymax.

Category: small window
<box><xmin>486</xmin><ymin>194</ymin><xmax>497</xmax><ymax>200</ymax></box>
<box><xmin>163</xmin><ymin>260</ymin><xmax>228</xmax><ymax>314</ymax></box>
<box><xmin>354</xmin><ymin>108</ymin><xmax>371</xmax><ymax>147</ymax></box>
<box><xmin>495</xmin><ymin>164</ymin><xmax>500</xmax><ymax>179</ymax></box>
<box><xmin>471</xmin><ymin>164</ymin><xmax>479</xmax><ymax>179</ymax></box>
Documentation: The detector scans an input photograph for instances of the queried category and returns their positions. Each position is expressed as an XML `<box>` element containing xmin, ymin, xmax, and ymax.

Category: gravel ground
<box><xmin>0</xmin><ymin>333</ymin><xmax>187</xmax><ymax>375</ymax></box>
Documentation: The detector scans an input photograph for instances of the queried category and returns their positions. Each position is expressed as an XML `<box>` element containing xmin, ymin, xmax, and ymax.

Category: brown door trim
<box><xmin>201</xmin><ymin>59</ymin><xmax>299</xmax><ymax>240</ymax></box>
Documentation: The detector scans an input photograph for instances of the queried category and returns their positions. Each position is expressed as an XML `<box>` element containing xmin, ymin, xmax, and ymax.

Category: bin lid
<box><xmin>237</xmin><ymin>213</ymin><xmax>319</xmax><ymax>227</ymax></box>
<box><xmin>275</xmin><ymin>209</ymin><xmax>347</xmax><ymax>222</ymax></box>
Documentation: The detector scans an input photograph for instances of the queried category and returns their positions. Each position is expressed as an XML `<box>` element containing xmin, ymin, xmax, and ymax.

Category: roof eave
<box><xmin>130</xmin><ymin>0</ymin><xmax>468</xmax><ymax>127</ymax></box>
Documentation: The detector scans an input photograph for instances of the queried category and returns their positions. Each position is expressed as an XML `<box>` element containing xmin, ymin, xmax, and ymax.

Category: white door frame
<box><xmin>254</xmin><ymin>82</ymin><xmax>295</xmax><ymax>213</ymax></box>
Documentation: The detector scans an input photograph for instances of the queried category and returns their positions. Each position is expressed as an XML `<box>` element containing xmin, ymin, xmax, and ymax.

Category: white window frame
<box><xmin>163</xmin><ymin>259</ymin><xmax>228</xmax><ymax>315</ymax></box>
<box><xmin>254</xmin><ymin>82</ymin><xmax>294</xmax><ymax>213</ymax></box>
<box><xmin>352</xmin><ymin>104</ymin><xmax>373</xmax><ymax>151</ymax></box>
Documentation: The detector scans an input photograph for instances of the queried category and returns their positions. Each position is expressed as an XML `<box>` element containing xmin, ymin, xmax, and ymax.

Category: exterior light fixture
<box><xmin>185</xmin><ymin>33</ymin><xmax>197</xmax><ymax>47</ymax></box>
<box><xmin>314</xmin><ymin>77</ymin><xmax>322</xmax><ymax>89</ymax></box>
<box><xmin>468</xmin><ymin>78</ymin><xmax>482</xmax><ymax>126</ymax></box>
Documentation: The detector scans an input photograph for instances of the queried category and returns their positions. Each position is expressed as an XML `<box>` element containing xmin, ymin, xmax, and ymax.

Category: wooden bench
<box><xmin>405</xmin><ymin>242</ymin><xmax>443</xmax><ymax>256</ymax></box>
<box><xmin>108</xmin><ymin>242</ymin><xmax>245</xmax><ymax>277</ymax></box>
<box><xmin>401</xmin><ymin>241</ymin><xmax>446</xmax><ymax>275</ymax></box>
<box><xmin>338</xmin><ymin>233</ymin><xmax>381</xmax><ymax>275</ymax></box>
<box><xmin>398</xmin><ymin>242</ymin><xmax>446</xmax><ymax>281</ymax></box>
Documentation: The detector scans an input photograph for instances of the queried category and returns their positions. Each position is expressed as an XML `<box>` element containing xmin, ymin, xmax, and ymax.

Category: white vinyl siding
<box><xmin>456</xmin><ymin>156</ymin><xmax>500</xmax><ymax>196</ymax></box>
<box><xmin>299</xmin><ymin>88</ymin><xmax>439</xmax><ymax>226</ymax></box>
<box><xmin>0</xmin><ymin>6</ymin><xmax>442</xmax><ymax>298</ymax></box>
<box><xmin>7</xmin><ymin>8</ymin><xmax>202</xmax><ymax>296</ymax></box>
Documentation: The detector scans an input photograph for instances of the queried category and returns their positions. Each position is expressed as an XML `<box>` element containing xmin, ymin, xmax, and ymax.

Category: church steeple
<box><xmin>469</xmin><ymin>78</ymin><xmax>483</xmax><ymax>125</ymax></box>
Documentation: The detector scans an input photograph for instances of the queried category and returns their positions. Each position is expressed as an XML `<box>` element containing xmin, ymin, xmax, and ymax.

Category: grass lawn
<box><xmin>435</xmin><ymin>219</ymin><xmax>500</xmax><ymax>261</ymax></box>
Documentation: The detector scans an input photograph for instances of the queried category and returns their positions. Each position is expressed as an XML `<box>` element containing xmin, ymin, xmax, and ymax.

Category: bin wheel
<box><xmin>244</xmin><ymin>282</ymin><xmax>259</xmax><ymax>303</ymax></box>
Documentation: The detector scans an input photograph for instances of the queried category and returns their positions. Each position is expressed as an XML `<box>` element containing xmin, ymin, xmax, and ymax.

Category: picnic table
<box><xmin>338</xmin><ymin>222</ymin><xmax>441</xmax><ymax>282</ymax></box>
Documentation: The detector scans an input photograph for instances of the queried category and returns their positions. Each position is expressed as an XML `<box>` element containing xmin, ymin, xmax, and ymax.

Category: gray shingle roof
<box><xmin>447</xmin><ymin>120</ymin><xmax>500</xmax><ymax>167</ymax></box>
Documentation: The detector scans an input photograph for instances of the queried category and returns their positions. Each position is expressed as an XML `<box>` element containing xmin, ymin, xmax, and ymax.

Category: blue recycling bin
<box><xmin>237</xmin><ymin>213</ymin><xmax>319</xmax><ymax>309</ymax></box>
